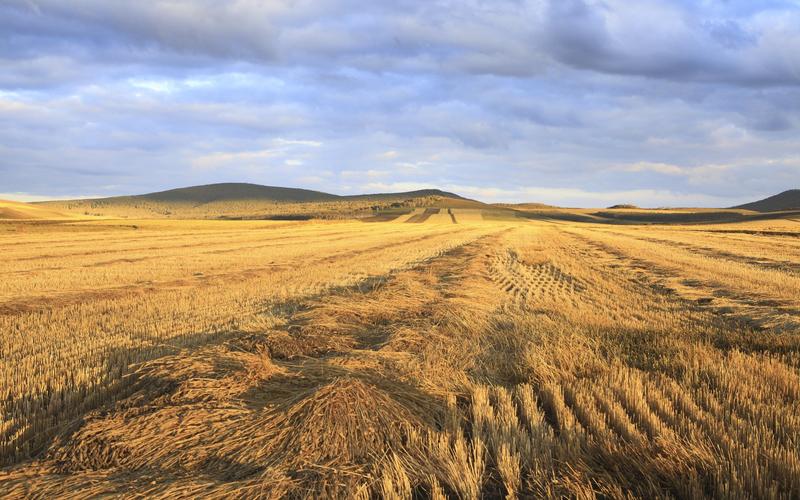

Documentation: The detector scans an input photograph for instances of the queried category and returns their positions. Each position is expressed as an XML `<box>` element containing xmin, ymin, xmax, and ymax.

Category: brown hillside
<box><xmin>733</xmin><ymin>189</ymin><xmax>800</xmax><ymax>212</ymax></box>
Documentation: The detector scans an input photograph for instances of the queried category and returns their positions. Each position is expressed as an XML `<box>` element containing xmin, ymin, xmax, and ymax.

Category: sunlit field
<box><xmin>2</xmin><ymin>213</ymin><xmax>800</xmax><ymax>498</ymax></box>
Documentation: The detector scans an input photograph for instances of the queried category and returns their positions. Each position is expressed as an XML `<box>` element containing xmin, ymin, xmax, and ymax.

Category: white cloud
<box><xmin>358</xmin><ymin>181</ymin><xmax>440</xmax><ymax>193</ymax></box>
<box><xmin>128</xmin><ymin>79</ymin><xmax>176</xmax><ymax>93</ymax></box>
<box><xmin>378</xmin><ymin>150</ymin><xmax>398</xmax><ymax>159</ymax></box>
<box><xmin>0</xmin><ymin>192</ymin><xmax>96</xmax><ymax>202</ymax></box>
<box><xmin>618</xmin><ymin>162</ymin><xmax>685</xmax><ymax>175</ymax></box>
<box><xmin>340</xmin><ymin>169</ymin><xmax>390</xmax><ymax>179</ymax></box>
<box><xmin>273</xmin><ymin>138</ymin><xmax>322</xmax><ymax>147</ymax></box>
<box><xmin>191</xmin><ymin>149</ymin><xmax>275</xmax><ymax>169</ymax></box>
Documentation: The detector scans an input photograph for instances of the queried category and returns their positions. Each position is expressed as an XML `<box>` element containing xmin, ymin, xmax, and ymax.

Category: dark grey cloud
<box><xmin>1</xmin><ymin>0</ymin><xmax>799</xmax><ymax>206</ymax></box>
<box><xmin>3</xmin><ymin>0</ymin><xmax>798</xmax><ymax>85</ymax></box>
<box><xmin>542</xmin><ymin>0</ymin><xmax>800</xmax><ymax>86</ymax></box>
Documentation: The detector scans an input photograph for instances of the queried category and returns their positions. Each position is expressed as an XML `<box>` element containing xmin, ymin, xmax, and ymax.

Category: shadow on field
<box><xmin>517</xmin><ymin>208</ymin><xmax>800</xmax><ymax>225</ymax></box>
<box><xmin>1</xmin><ymin>328</ymin><xmax>241</xmax><ymax>467</ymax></box>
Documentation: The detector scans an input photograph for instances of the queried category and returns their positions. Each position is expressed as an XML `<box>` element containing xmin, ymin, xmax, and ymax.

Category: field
<box><xmin>0</xmin><ymin>200</ymin><xmax>76</xmax><ymax>221</ymax></box>
<box><xmin>1</xmin><ymin>212</ymin><xmax>800</xmax><ymax>498</ymax></box>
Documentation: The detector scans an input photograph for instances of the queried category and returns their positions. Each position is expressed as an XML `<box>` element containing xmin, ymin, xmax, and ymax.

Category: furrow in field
<box><xmin>567</xmin><ymin>228</ymin><xmax>800</xmax><ymax>330</ymax></box>
<box><xmin>560</xmin><ymin>381</ymin><xmax>617</xmax><ymax>444</ymax></box>
<box><xmin>406</xmin><ymin>207</ymin><xmax>439</xmax><ymax>223</ymax></box>
<box><xmin>592</xmin><ymin>384</ymin><xmax>648</xmax><ymax>446</ymax></box>
<box><xmin>596</xmin><ymin>229</ymin><xmax>800</xmax><ymax>275</ymax></box>
<box><xmin>388</xmin><ymin>208</ymin><xmax>423</xmax><ymax>223</ymax></box>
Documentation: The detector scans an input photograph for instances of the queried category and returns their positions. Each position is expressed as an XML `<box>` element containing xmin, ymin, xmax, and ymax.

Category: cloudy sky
<box><xmin>1</xmin><ymin>0</ymin><xmax>799</xmax><ymax>206</ymax></box>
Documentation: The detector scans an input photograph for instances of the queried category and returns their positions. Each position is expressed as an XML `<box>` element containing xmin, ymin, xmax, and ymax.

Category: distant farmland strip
<box><xmin>360</xmin><ymin>210</ymin><xmax>411</xmax><ymax>222</ymax></box>
<box><xmin>406</xmin><ymin>208</ymin><xmax>439</xmax><ymax>223</ymax></box>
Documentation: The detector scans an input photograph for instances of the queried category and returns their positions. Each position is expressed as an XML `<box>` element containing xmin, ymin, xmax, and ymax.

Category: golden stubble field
<box><xmin>1</xmin><ymin>212</ymin><xmax>800</xmax><ymax>498</ymax></box>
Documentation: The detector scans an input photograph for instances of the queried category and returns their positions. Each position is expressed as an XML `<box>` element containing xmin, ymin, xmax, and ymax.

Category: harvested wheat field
<box><xmin>1</xmin><ymin>214</ymin><xmax>800</xmax><ymax>499</ymax></box>
<box><xmin>0</xmin><ymin>200</ymin><xmax>76</xmax><ymax>221</ymax></box>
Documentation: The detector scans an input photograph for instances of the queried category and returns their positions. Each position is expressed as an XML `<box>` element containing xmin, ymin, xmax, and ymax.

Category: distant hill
<box><xmin>347</xmin><ymin>188</ymin><xmax>465</xmax><ymax>201</ymax></box>
<box><xmin>139</xmin><ymin>183</ymin><xmax>341</xmax><ymax>204</ymax></box>
<box><xmin>494</xmin><ymin>202</ymin><xmax>559</xmax><ymax>210</ymax></box>
<box><xmin>733</xmin><ymin>190</ymin><xmax>800</xmax><ymax>212</ymax></box>
<box><xmin>86</xmin><ymin>183</ymin><xmax>468</xmax><ymax>205</ymax></box>
<box><xmin>36</xmin><ymin>183</ymin><xmax>474</xmax><ymax>219</ymax></box>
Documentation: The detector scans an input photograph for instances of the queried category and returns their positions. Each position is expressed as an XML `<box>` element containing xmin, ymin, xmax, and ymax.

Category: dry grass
<box><xmin>0</xmin><ymin>200</ymin><xmax>77</xmax><ymax>220</ymax></box>
<box><xmin>1</xmin><ymin>215</ymin><xmax>799</xmax><ymax>498</ymax></box>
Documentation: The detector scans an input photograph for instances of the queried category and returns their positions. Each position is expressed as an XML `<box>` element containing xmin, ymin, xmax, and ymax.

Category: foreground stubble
<box><xmin>1</xmin><ymin>217</ymin><xmax>799</xmax><ymax>498</ymax></box>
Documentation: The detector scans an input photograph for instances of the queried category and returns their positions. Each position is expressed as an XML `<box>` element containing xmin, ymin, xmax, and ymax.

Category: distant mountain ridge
<box><xmin>95</xmin><ymin>182</ymin><xmax>467</xmax><ymax>205</ymax></box>
<box><xmin>733</xmin><ymin>190</ymin><xmax>800</xmax><ymax>212</ymax></box>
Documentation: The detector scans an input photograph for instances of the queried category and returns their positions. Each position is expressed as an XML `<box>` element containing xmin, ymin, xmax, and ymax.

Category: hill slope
<box><xmin>139</xmin><ymin>183</ymin><xmax>341</xmax><ymax>203</ymax></box>
<box><xmin>733</xmin><ymin>190</ymin><xmax>800</xmax><ymax>212</ymax></box>
<box><xmin>71</xmin><ymin>183</ymin><xmax>468</xmax><ymax>205</ymax></box>
<box><xmin>0</xmin><ymin>200</ymin><xmax>73</xmax><ymax>220</ymax></box>
<box><xmin>37</xmin><ymin>183</ymin><xmax>474</xmax><ymax>219</ymax></box>
<box><xmin>347</xmin><ymin>188</ymin><xmax>464</xmax><ymax>201</ymax></box>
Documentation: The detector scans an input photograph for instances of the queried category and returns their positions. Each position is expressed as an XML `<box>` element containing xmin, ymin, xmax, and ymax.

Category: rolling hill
<box><xmin>347</xmin><ymin>188</ymin><xmax>465</xmax><ymax>201</ymax></box>
<box><xmin>37</xmin><ymin>183</ymin><xmax>481</xmax><ymax>219</ymax></box>
<box><xmin>0</xmin><ymin>200</ymin><xmax>73</xmax><ymax>220</ymax></box>
<box><xmin>138</xmin><ymin>183</ymin><xmax>341</xmax><ymax>204</ymax></box>
<box><xmin>54</xmin><ymin>183</ymin><xmax>470</xmax><ymax>205</ymax></box>
<box><xmin>494</xmin><ymin>202</ymin><xmax>559</xmax><ymax>210</ymax></box>
<box><xmin>733</xmin><ymin>189</ymin><xmax>800</xmax><ymax>212</ymax></box>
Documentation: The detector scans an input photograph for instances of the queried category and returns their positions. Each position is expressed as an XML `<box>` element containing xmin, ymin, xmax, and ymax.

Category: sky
<box><xmin>1</xmin><ymin>0</ymin><xmax>799</xmax><ymax>207</ymax></box>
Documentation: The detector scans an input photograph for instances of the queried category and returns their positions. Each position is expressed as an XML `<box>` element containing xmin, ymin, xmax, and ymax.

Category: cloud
<box><xmin>0</xmin><ymin>192</ymin><xmax>97</xmax><ymax>202</ymax></box>
<box><xmin>1</xmin><ymin>0</ymin><xmax>799</xmax><ymax>205</ymax></box>
<box><xmin>378</xmin><ymin>150</ymin><xmax>398</xmax><ymax>159</ymax></box>
<box><xmin>191</xmin><ymin>149</ymin><xmax>274</xmax><ymax>169</ymax></box>
<box><xmin>5</xmin><ymin>1</ymin><xmax>800</xmax><ymax>86</ymax></box>
<box><xmin>273</xmin><ymin>138</ymin><xmax>322</xmax><ymax>147</ymax></box>
<box><xmin>618</xmin><ymin>162</ymin><xmax>686</xmax><ymax>176</ymax></box>
<box><xmin>541</xmin><ymin>0</ymin><xmax>800</xmax><ymax>86</ymax></box>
